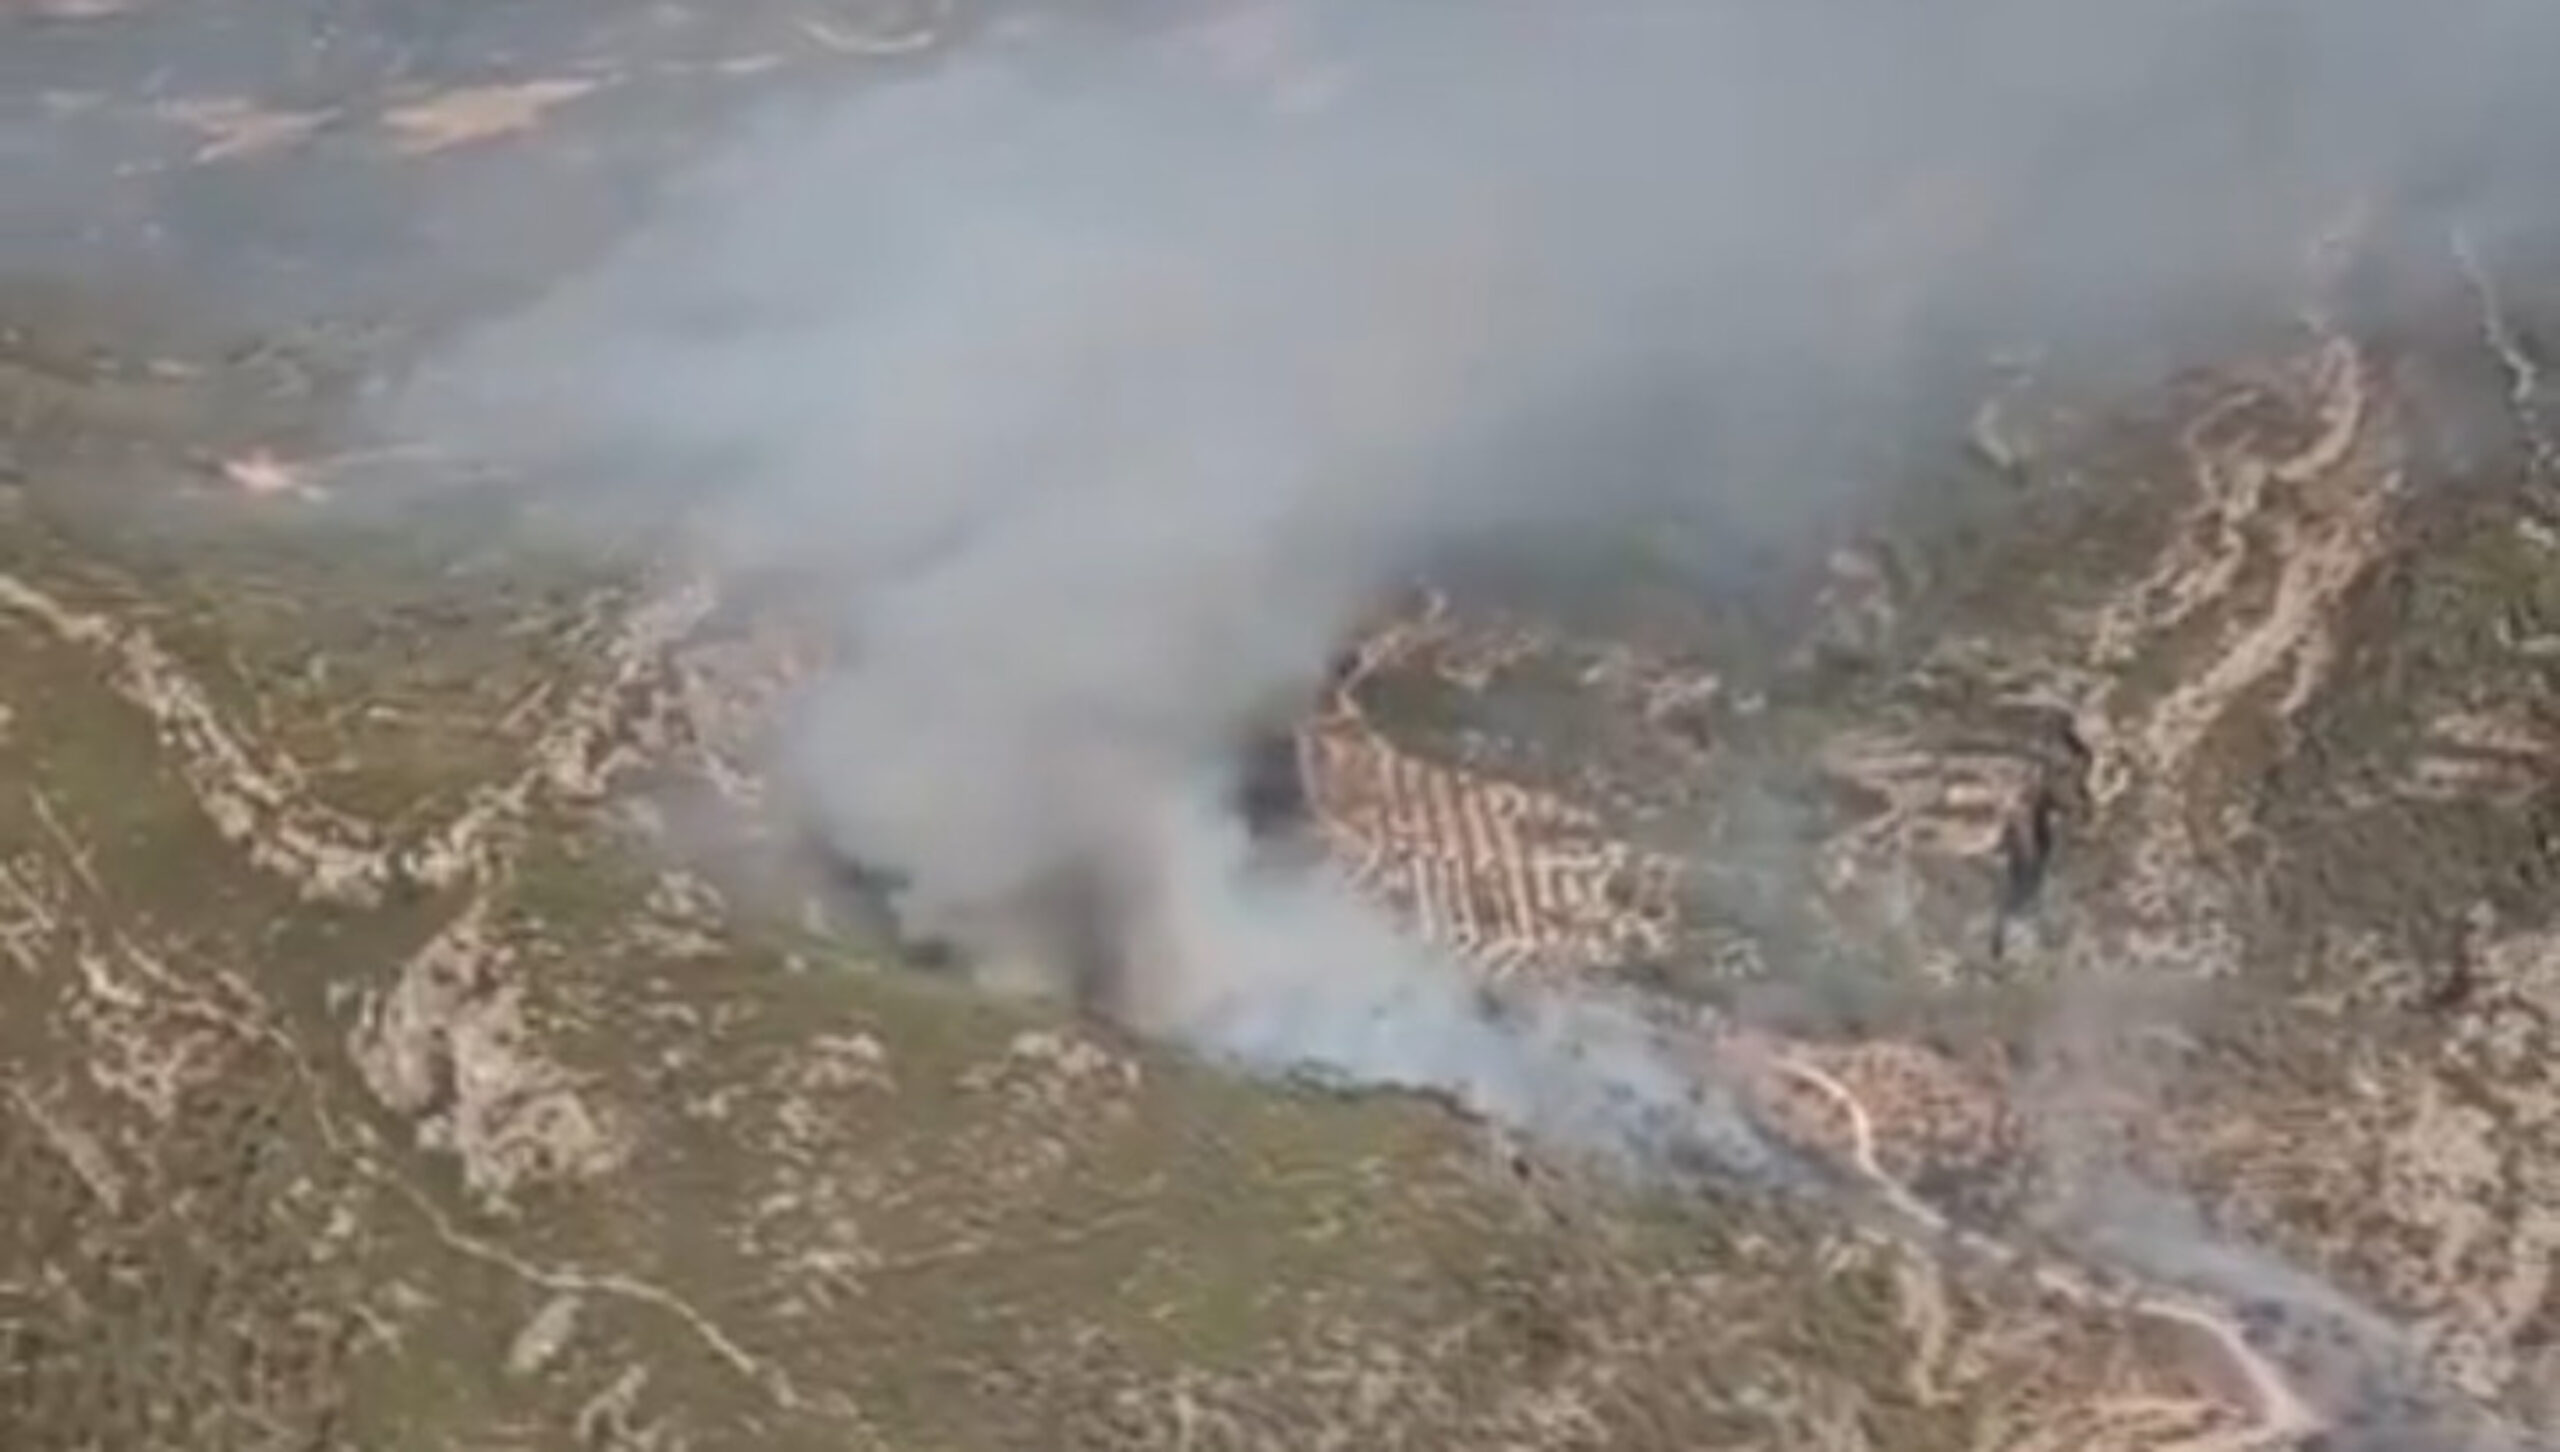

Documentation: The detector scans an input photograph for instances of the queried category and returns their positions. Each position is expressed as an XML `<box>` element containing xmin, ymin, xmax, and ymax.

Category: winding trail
<box><xmin>1741</xmin><ymin>1035</ymin><xmax>2323</xmax><ymax>1450</ymax></box>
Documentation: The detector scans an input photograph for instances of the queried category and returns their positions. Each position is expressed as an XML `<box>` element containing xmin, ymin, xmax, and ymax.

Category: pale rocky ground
<box><xmin>5</xmin><ymin>2</ymin><xmax>2560</xmax><ymax>1450</ymax></box>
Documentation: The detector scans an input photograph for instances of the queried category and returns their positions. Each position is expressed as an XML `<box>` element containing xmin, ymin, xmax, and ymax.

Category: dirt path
<box><xmin>4</xmin><ymin>2</ymin><xmax>2559</xmax><ymax>1449</ymax></box>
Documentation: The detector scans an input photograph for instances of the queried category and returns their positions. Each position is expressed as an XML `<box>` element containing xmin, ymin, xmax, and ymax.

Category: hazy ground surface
<box><xmin>4</xmin><ymin>1</ymin><xmax>2559</xmax><ymax>1448</ymax></box>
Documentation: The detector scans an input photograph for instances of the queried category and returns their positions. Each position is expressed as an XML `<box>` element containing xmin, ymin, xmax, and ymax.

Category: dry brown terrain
<box><xmin>4</xmin><ymin>2</ymin><xmax>2558</xmax><ymax>1449</ymax></box>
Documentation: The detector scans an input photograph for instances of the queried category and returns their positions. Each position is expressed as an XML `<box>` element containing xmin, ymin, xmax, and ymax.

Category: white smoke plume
<box><xmin>399</xmin><ymin>0</ymin><xmax>2560</xmax><ymax>1295</ymax></box>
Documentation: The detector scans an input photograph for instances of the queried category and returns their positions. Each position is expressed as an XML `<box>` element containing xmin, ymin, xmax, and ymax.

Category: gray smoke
<box><xmin>397</xmin><ymin>0</ymin><xmax>2560</xmax><ymax>1194</ymax></box>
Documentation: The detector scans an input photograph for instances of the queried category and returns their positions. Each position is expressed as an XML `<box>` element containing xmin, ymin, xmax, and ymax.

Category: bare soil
<box><xmin>4</xmin><ymin>2</ymin><xmax>2558</xmax><ymax>1449</ymax></box>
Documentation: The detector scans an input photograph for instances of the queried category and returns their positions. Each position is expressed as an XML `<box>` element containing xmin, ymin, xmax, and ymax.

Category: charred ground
<box><xmin>4</xmin><ymin>1</ymin><xmax>2560</xmax><ymax>1449</ymax></box>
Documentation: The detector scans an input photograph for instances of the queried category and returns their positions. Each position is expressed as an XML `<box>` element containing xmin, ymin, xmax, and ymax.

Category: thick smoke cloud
<box><xmin>402</xmin><ymin>0</ymin><xmax>2557</xmax><ymax>1213</ymax></box>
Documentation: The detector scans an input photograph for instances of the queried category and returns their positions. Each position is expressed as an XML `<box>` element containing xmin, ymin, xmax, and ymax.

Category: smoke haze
<box><xmin>397</xmin><ymin>1</ymin><xmax>2560</xmax><ymax>1398</ymax></box>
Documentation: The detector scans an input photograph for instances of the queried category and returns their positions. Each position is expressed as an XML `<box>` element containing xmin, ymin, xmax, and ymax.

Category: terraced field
<box><xmin>5</xmin><ymin>1</ymin><xmax>2559</xmax><ymax>1449</ymax></box>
